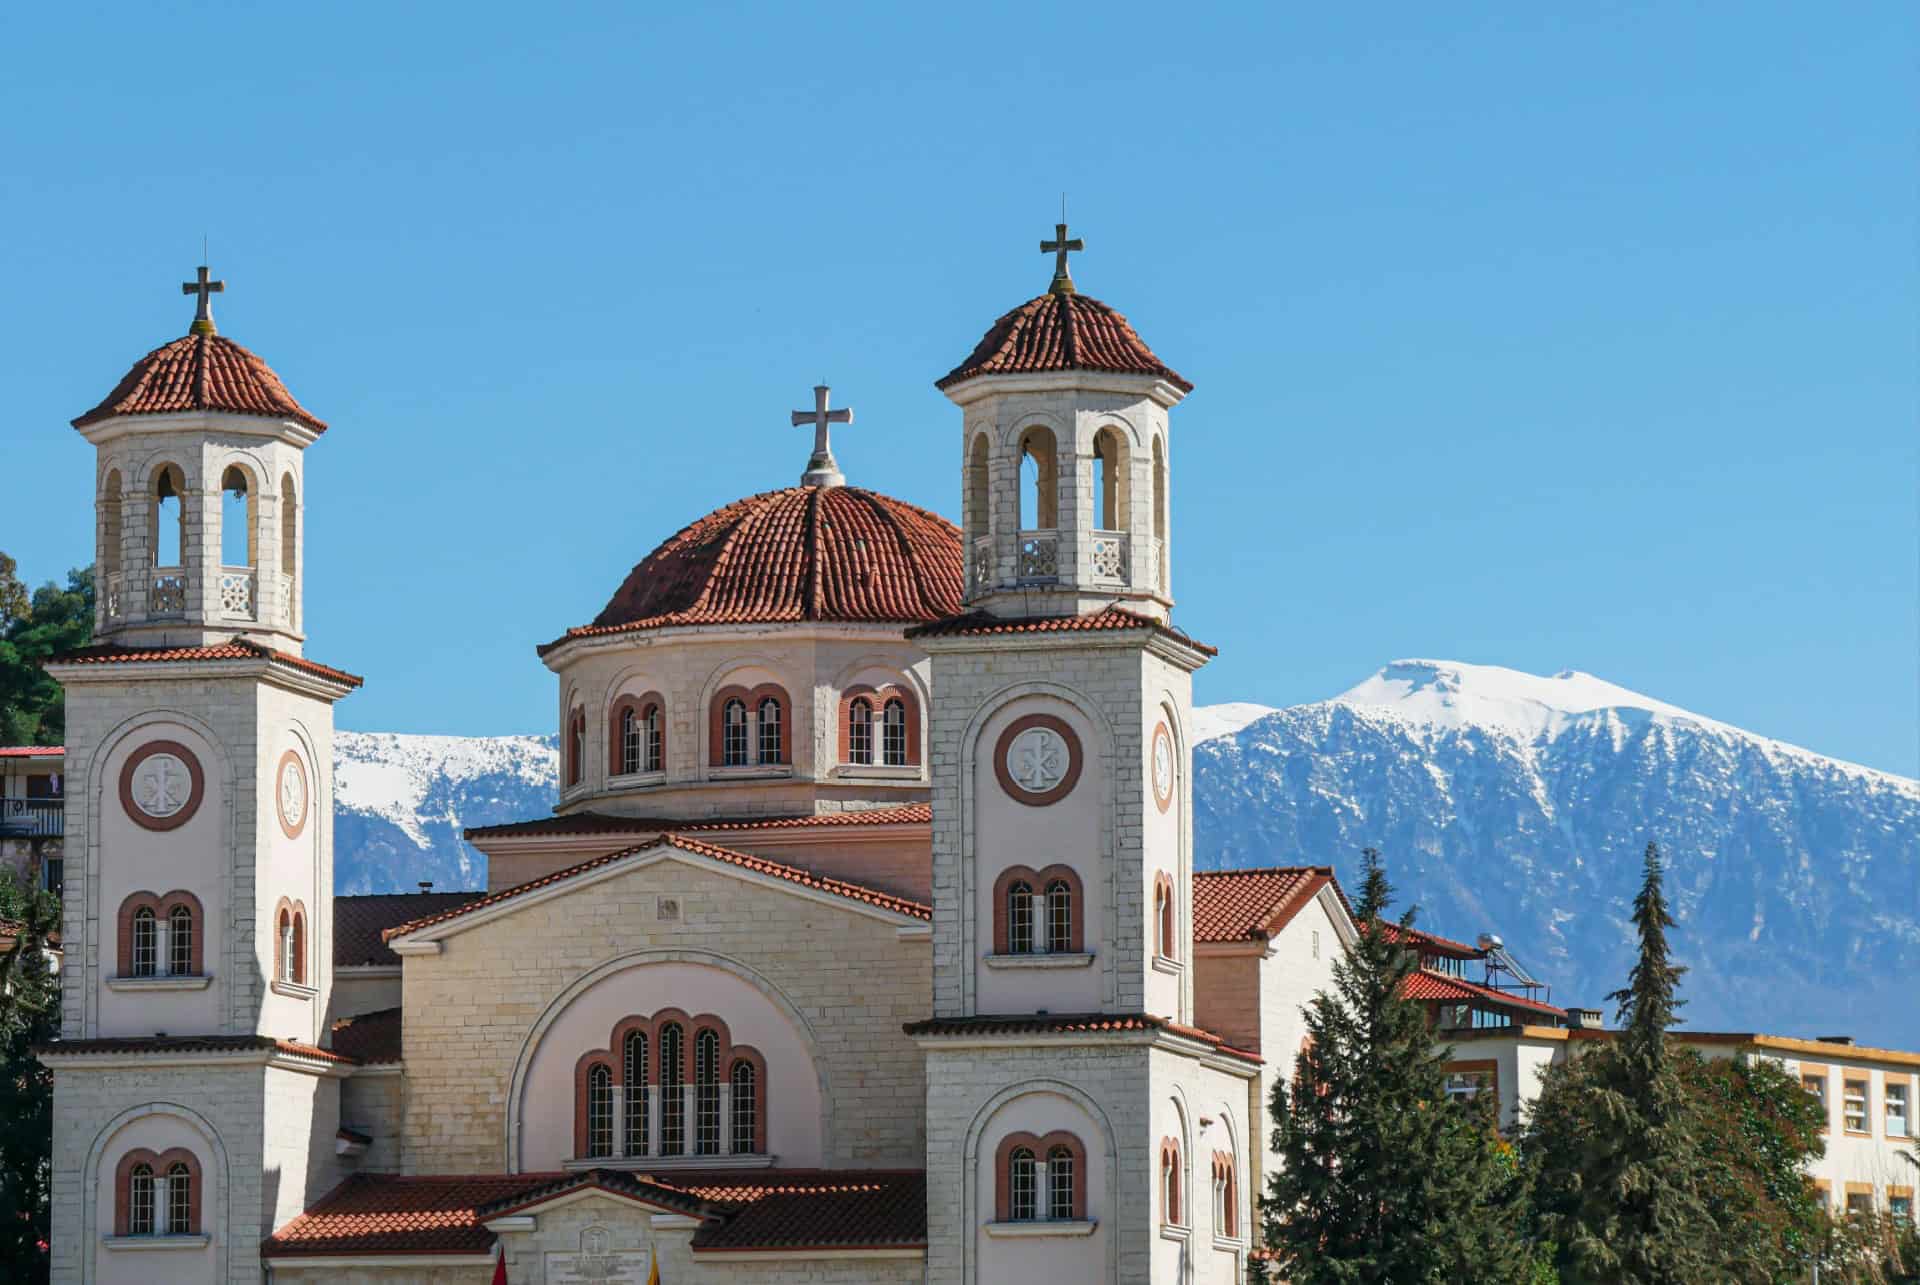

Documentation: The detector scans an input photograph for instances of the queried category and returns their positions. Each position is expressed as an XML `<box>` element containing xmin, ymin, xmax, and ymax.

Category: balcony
<box><xmin>0</xmin><ymin>799</ymin><xmax>62</xmax><ymax>839</ymax></box>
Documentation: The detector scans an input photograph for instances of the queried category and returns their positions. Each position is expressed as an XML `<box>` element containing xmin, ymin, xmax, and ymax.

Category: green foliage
<box><xmin>1816</xmin><ymin>1208</ymin><xmax>1918</xmax><ymax>1284</ymax></box>
<box><xmin>0</xmin><ymin>869</ymin><xmax>59</xmax><ymax>1285</ymax></box>
<box><xmin>0</xmin><ymin>555</ymin><xmax>93</xmax><ymax>745</ymax></box>
<box><xmin>1261</xmin><ymin>850</ymin><xmax>1534</xmax><ymax>1284</ymax></box>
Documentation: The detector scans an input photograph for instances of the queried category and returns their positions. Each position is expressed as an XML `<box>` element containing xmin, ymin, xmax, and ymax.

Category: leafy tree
<box><xmin>0</xmin><ymin>869</ymin><xmax>58</xmax><ymax>1285</ymax></box>
<box><xmin>1262</xmin><ymin>849</ymin><xmax>1533</xmax><ymax>1284</ymax></box>
<box><xmin>0</xmin><ymin>558</ymin><xmax>92</xmax><ymax>745</ymax></box>
<box><xmin>1525</xmin><ymin>842</ymin><xmax>1717</xmax><ymax>1284</ymax></box>
<box><xmin>1684</xmin><ymin>1051</ymin><xmax>1828</xmax><ymax>1276</ymax></box>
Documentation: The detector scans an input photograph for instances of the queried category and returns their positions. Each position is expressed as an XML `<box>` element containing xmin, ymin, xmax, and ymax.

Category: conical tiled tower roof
<box><xmin>936</xmin><ymin>290</ymin><xmax>1191</xmax><ymax>393</ymax></box>
<box><xmin>73</xmin><ymin>330</ymin><xmax>326</xmax><ymax>432</ymax></box>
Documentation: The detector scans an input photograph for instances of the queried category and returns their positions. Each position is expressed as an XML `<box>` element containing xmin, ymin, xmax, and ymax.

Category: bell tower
<box><xmin>43</xmin><ymin>270</ymin><xmax>358</xmax><ymax>1284</ymax></box>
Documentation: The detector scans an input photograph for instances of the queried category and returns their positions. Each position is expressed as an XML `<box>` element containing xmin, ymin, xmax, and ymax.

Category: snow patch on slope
<box><xmin>1192</xmin><ymin>702</ymin><xmax>1282</xmax><ymax>744</ymax></box>
<box><xmin>334</xmin><ymin>731</ymin><xmax>557</xmax><ymax>850</ymax></box>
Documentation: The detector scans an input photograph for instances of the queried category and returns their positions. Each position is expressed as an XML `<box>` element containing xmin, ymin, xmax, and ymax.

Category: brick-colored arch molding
<box><xmin>119</xmin><ymin>740</ymin><xmax>205</xmax><ymax>832</ymax></box>
<box><xmin>993</xmin><ymin>713</ymin><xmax>1082</xmax><ymax>806</ymax></box>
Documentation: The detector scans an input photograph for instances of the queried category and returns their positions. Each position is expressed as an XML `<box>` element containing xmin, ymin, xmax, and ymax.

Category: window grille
<box><xmin>882</xmin><ymin>699</ymin><xmax>907</xmax><ymax>766</ymax></box>
<box><xmin>848</xmin><ymin>698</ymin><xmax>873</xmax><ymax>765</ymax></box>
<box><xmin>166</xmin><ymin>1163</ymin><xmax>191</xmax><ymax>1234</ymax></box>
<box><xmin>585</xmin><ymin>1065</ymin><xmax>613</xmax><ymax>1158</ymax></box>
<box><xmin>695</xmin><ymin>1028</ymin><xmax>721</xmax><ymax>1155</ymax></box>
<box><xmin>169</xmin><ymin>905</ymin><xmax>193</xmax><ymax>976</ymax></box>
<box><xmin>128</xmin><ymin>1163</ymin><xmax>155</xmax><ymax>1235</ymax></box>
<box><xmin>659</xmin><ymin>1023</ymin><xmax>685</xmax><ymax>1153</ymax></box>
<box><xmin>1008</xmin><ymin>1147</ymin><xmax>1037</xmax><ymax>1220</ymax></box>
<box><xmin>1006</xmin><ymin>882</ymin><xmax>1033</xmax><ymax>954</ymax></box>
<box><xmin>624</xmin><ymin>1031</ymin><xmax>649</xmax><ymax>1156</ymax></box>
<box><xmin>730</xmin><ymin>1059</ymin><xmax>757</xmax><ymax>1153</ymax></box>
<box><xmin>757</xmin><ymin>698</ymin><xmax>782</xmax><ymax>764</ymax></box>
<box><xmin>1047</xmin><ymin>1145</ymin><xmax>1075</xmax><ymax>1219</ymax></box>
<box><xmin>1044</xmin><ymin>880</ymin><xmax>1072</xmax><ymax>953</ymax></box>
<box><xmin>621</xmin><ymin>708</ymin><xmax>640</xmax><ymax>775</ymax></box>
<box><xmin>131</xmin><ymin>907</ymin><xmax>157</xmax><ymax>977</ymax></box>
<box><xmin>722</xmin><ymin>701</ymin><xmax>748</xmax><ymax>767</ymax></box>
<box><xmin>642</xmin><ymin>705</ymin><xmax>663</xmax><ymax>773</ymax></box>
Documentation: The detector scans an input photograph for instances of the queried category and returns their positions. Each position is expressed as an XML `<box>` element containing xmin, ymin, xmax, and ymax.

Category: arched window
<box><xmin>281</xmin><ymin>474</ymin><xmax>299</xmax><ymax>628</ymax></box>
<box><xmin>566</xmin><ymin>708</ymin><xmax>585</xmax><ymax>787</ymax></box>
<box><xmin>1213</xmin><ymin>1151</ymin><xmax>1238</xmax><ymax>1237</ymax></box>
<box><xmin>966</xmin><ymin>432</ymin><xmax>991</xmax><ymax>542</ymax></box>
<box><xmin>1093</xmin><ymin>427</ymin><xmax>1131</xmax><ymax>531</ymax></box>
<box><xmin>274</xmin><ymin>901</ymin><xmax>306</xmax><ymax>986</ymax></box>
<box><xmin>1008</xmin><ymin>1146</ymin><xmax>1037</xmax><ymax>1221</ymax></box>
<box><xmin>152</xmin><ymin>464</ymin><xmax>186</xmax><ymax>569</ymax></box>
<box><xmin>623</xmin><ymin>1029</ymin><xmax>649</xmax><ymax>1157</ymax></box>
<box><xmin>619</xmin><ymin>707</ymin><xmax>640</xmax><ymax>775</ymax></box>
<box><xmin>882</xmin><ymin>699</ymin><xmax>908</xmax><ymax>766</ymax></box>
<box><xmin>101</xmin><ymin>469</ymin><xmax>123</xmax><ymax>594</ymax></box>
<box><xmin>278</xmin><ymin>909</ymin><xmax>294</xmax><ymax>982</ymax></box>
<box><xmin>1155</xmin><ymin>873</ymin><xmax>1177</xmax><ymax>961</ymax></box>
<box><xmin>166</xmin><ymin>1162</ymin><xmax>192</xmax><ymax>1234</ymax></box>
<box><xmin>848</xmin><ymin>698</ymin><xmax>873</xmax><ymax>765</ymax></box>
<box><xmin>1153</xmin><ymin>436</ymin><xmax>1168</xmax><ymax>591</ymax></box>
<box><xmin>220</xmin><ymin>465</ymin><xmax>256</xmax><ymax>568</ymax></box>
<box><xmin>611</xmin><ymin>695</ymin><xmax>667</xmax><ymax>777</ymax></box>
<box><xmin>730</xmin><ymin>1057</ymin><xmax>759</xmax><ymax>1154</ymax></box>
<box><xmin>1161</xmin><ymin>1138</ymin><xmax>1183</xmax><ymax>1225</ymax></box>
<box><xmin>1044</xmin><ymin>879</ymin><xmax>1073</xmax><ymax>954</ymax></box>
<box><xmin>131</xmin><ymin>907</ymin><xmax>158</xmax><ymax>977</ymax></box>
<box><xmin>169</xmin><ymin>904</ymin><xmax>194</xmax><ymax>978</ymax></box>
<box><xmin>1047</xmin><ymin>1144</ymin><xmax>1077</xmax><ymax>1220</ymax></box>
<box><xmin>659</xmin><ymin>1022</ymin><xmax>685</xmax><ymax>1154</ymax></box>
<box><xmin>1018</xmin><ymin>426</ymin><xmax>1059</xmax><ymax>530</ymax></box>
<box><xmin>585</xmin><ymin>1064</ymin><xmax>613</xmax><ymax>1158</ymax></box>
<box><xmin>1006</xmin><ymin>881</ymin><xmax>1033</xmax><ymax>955</ymax></box>
<box><xmin>695</xmin><ymin>1027</ymin><xmax>722</xmax><ymax>1155</ymax></box>
<box><xmin>722</xmin><ymin>700</ymin><xmax>748</xmax><ymax>767</ymax></box>
<box><xmin>127</xmin><ymin>1163</ymin><xmax>155</xmax><ymax>1235</ymax></box>
<box><xmin>756</xmin><ymin>697</ymin><xmax>782</xmax><ymax>765</ymax></box>
<box><xmin>641</xmin><ymin>703</ymin><xmax>663</xmax><ymax>773</ymax></box>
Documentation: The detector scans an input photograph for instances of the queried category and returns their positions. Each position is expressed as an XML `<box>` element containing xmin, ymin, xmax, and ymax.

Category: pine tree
<box><xmin>1526</xmin><ymin>842</ymin><xmax>1716</xmax><ymax>1284</ymax></box>
<box><xmin>1262</xmin><ymin>850</ymin><xmax>1532</xmax><ymax>1284</ymax></box>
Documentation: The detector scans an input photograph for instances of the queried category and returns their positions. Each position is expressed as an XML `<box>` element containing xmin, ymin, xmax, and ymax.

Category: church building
<box><xmin>41</xmin><ymin>235</ymin><xmax>1359</xmax><ymax>1284</ymax></box>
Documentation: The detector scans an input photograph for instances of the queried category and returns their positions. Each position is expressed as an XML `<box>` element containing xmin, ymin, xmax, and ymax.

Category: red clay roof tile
<box><xmin>34</xmin><ymin>1033</ymin><xmax>356</xmax><ymax>1064</ymax></box>
<box><xmin>1193</xmin><ymin>866</ymin><xmax>1338</xmax><ymax>943</ymax></box>
<box><xmin>384</xmin><ymin>833</ymin><xmax>931</xmax><ymax>942</ymax></box>
<box><xmin>336</xmin><ymin>892</ymin><xmax>484</xmax><ymax>965</ymax></box>
<box><xmin>0</xmin><ymin>746</ymin><xmax>63</xmax><ymax>758</ymax></box>
<box><xmin>1401</xmin><ymin>967</ymin><xmax>1566</xmax><ymax>1018</ymax></box>
<box><xmin>264</xmin><ymin>1173</ymin><xmax>564</xmax><ymax>1256</ymax></box>
<box><xmin>541</xmin><ymin>486</ymin><xmax>963</xmax><ymax>655</ymax></box>
<box><xmin>464</xmin><ymin>803</ymin><xmax>932</xmax><ymax>841</ymax></box>
<box><xmin>907</xmin><ymin>606</ymin><xmax>1218</xmax><ymax>656</ymax></box>
<box><xmin>938</xmin><ymin>291</ymin><xmax>1192</xmax><ymax>392</ymax></box>
<box><xmin>50</xmin><ymin>640</ymin><xmax>363</xmax><ymax>688</ymax></box>
<box><xmin>73</xmin><ymin>331</ymin><xmax>325</xmax><ymax>432</ymax></box>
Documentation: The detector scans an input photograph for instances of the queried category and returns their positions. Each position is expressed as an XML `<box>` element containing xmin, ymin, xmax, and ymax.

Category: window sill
<box><xmin>832</xmin><ymin>764</ymin><xmax>921</xmax><ymax>780</ymax></box>
<box><xmin>106</xmin><ymin>974</ymin><xmax>211</xmax><ymax>992</ymax></box>
<box><xmin>1159</xmin><ymin>1223</ymin><xmax>1191</xmax><ymax>1244</ymax></box>
<box><xmin>985</xmin><ymin>1219</ymin><xmax>1097</xmax><ymax>1239</ymax></box>
<box><xmin>984</xmin><ymin>952</ymin><xmax>1094</xmax><ymax>970</ymax></box>
<box><xmin>565</xmin><ymin>1152</ymin><xmax>774</xmax><ymax>1172</ymax></box>
<box><xmin>272</xmin><ymin>980</ymin><xmax>317</xmax><ymax>1001</ymax></box>
<box><xmin>1212</xmin><ymin>1235</ymin><xmax>1246</xmax><ymax>1254</ymax></box>
<box><xmin>609</xmin><ymin>770</ymin><xmax>668</xmax><ymax>788</ymax></box>
<box><xmin>102</xmin><ymin>1234</ymin><xmax>210</xmax><ymax>1251</ymax></box>
<box><xmin>707</xmin><ymin>765</ymin><xmax>792</xmax><ymax>781</ymax></box>
<box><xmin>1151</xmin><ymin>955</ymin><xmax>1183</xmax><ymax>976</ymax></box>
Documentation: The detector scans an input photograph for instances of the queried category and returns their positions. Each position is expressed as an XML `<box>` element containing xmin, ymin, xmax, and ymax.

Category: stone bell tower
<box><xmin>42</xmin><ymin>269</ymin><xmax>358</xmax><ymax>1285</ymax></box>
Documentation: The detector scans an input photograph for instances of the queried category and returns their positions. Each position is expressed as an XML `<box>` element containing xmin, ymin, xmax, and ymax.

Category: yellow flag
<box><xmin>646</xmin><ymin>1245</ymin><xmax>660</xmax><ymax>1285</ymax></box>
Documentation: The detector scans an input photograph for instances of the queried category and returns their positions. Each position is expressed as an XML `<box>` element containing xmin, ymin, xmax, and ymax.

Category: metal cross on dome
<box><xmin>1041</xmin><ymin>222</ymin><xmax>1084</xmax><ymax>295</ymax></box>
<box><xmin>792</xmin><ymin>384</ymin><xmax>853</xmax><ymax>488</ymax></box>
<box><xmin>182</xmin><ymin>265</ymin><xmax>225</xmax><ymax>335</ymax></box>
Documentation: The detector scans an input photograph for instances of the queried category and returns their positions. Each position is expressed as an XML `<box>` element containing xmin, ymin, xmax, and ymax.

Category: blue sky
<box><xmin>4</xmin><ymin>4</ymin><xmax>1914</xmax><ymax>776</ymax></box>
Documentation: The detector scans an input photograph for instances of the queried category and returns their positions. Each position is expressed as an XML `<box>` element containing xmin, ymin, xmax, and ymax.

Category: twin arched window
<box><xmin>996</xmin><ymin>1131</ymin><xmax>1086</xmax><ymax>1222</ymax></box>
<box><xmin>611</xmin><ymin>695</ymin><xmax>666</xmax><ymax>776</ymax></box>
<box><xmin>1154</xmin><ymin>872</ymin><xmax>1177</xmax><ymax>962</ymax></box>
<box><xmin>576</xmin><ymin>1011</ymin><xmax>767</xmax><ymax>1161</ymax></box>
<box><xmin>841</xmin><ymin>687</ymin><xmax>917</xmax><ymax>768</ymax></box>
<box><xmin>1211</xmin><ymin>1150</ymin><xmax>1239</xmax><ymax>1238</ymax></box>
<box><xmin>115</xmin><ymin>1149</ymin><xmax>200</xmax><ymax>1237</ymax></box>
<box><xmin>993</xmin><ymin>866</ymin><xmax>1083</xmax><ymax>956</ymax></box>
<box><xmin>710</xmin><ymin>686</ymin><xmax>789</xmax><ymax>768</ymax></box>
<box><xmin>275</xmin><ymin>898</ymin><xmax>308</xmax><ymax>987</ymax></box>
<box><xmin>1160</xmin><ymin>1136</ymin><xmax>1184</xmax><ymax>1226</ymax></box>
<box><xmin>118</xmin><ymin>892</ymin><xmax>202</xmax><ymax>978</ymax></box>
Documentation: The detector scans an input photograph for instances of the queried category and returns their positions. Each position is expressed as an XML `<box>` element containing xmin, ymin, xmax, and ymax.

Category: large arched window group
<box><xmin>114</xmin><ymin>1148</ymin><xmax>201</xmax><ymax>1237</ymax></box>
<box><xmin>992</xmin><ymin>866</ymin><xmax>1083</xmax><ymax>956</ymax></box>
<box><xmin>575</xmin><ymin>1011</ymin><xmax>767</xmax><ymax>1161</ymax></box>
<box><xmin>995</xmin><ymin>1131</ymin><xmax>1086</xmax><ymax>1222</ymax></box>
<box><xmin>610</xmin><ymin>693</ymin><xmax>666</xmax><ymax>777</ymax></box>
<box><xmin>117</xmin><ymin>891</ymin><xmax>203</xmax><ymax>979</ymax></box>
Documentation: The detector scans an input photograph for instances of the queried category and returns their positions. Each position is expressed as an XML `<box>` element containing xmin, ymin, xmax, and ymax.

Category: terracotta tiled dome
<box><xmin>543</xmin><ymin>486</ymin><xmax>964</xmax><ymax>652</ymax></box>
<box><xmin>937</xmin><ymin>291</ymin><xmax>1191</xmax><ymax>393</ymax></box>
<box><xmin>73</xmin><ymin>330</ymin><xmax>326</xmax><ymax>432</ymax></box>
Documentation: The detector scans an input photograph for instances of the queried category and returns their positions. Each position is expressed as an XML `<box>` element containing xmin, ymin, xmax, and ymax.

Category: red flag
<box><xmin>492</xmin><ymin>1245</ymin><xmax>508</xmax><ymax>1285</ymax></box>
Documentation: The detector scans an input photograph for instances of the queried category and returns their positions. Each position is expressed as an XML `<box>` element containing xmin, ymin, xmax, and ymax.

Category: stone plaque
<box><xmin>546</xmin><ymin>1249</ymin><xmax>653</xmax><ymax>1284</ymax></box>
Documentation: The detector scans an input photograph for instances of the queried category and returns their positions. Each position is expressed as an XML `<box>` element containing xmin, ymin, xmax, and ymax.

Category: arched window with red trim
<box><xmin>995</xmin><ymin>1131</ymin><xmax>1087</xmax><ymax>1222</ymax></box>
<box><xmin>574</xmin><ymin>1012</ymin><xmax>768</xmax><ymax>1161</ymax></box>
<box><xmin>119</xmin><ymin>891</ymin><xmax>203</xmax><ymax>978</ymax></box>
<box><xmin>1154</xmin><ymin>872</ymin><xmax>1177</xmax><ymax>961</ymax></box>
<box><xmin>755</xmin><ymin>697</ymin><xmax>782</xmax><ymax>765</ymax></box>
<box><xmin>115</xmin><ymin>1148</ymin><xmax>201</xmax><ymax>1237</ymax></box>
<box><xmin>848</xmin><ymin>698</ymin><xmax>874</xmax><ymax>765</ymax></box>
<box><xmin>566</xmin><ymin>707</ymin><xmax>585</xmax><ymax>786</ymax></box>
<box><xmin>993</xmin><ymin>866</ymin><xmax>1085</xmax><ymax>955</ymax></box>
<box><xmin>1212</xmin><ymin>1150</ymin><xmax>1238</xmax><ymax>1237</ymax></box>
<box><xmin>131</xmin><ymin>906</ymin><xmax>158</xmax><ymax>977</ymax></box>
<box><xmin>882</xmin><ymin>698</ymin><xmax>908</xmax><ymax>766</ymax></box>
<box><xmin>612</xmin><ymin>694</ymin><xmax>667</xmax><ymax>776</ymax></box>
<box><xmin>1161</xmin><ymin>1136</ymin><xmax>1183</xmax><ymax>1225</ymax></box>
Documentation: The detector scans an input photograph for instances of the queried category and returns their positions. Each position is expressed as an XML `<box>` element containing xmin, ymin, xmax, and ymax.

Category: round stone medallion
<box><xmin>276</xmin><ymin>749</ymin><xmax>309</xmax><ymax>839</ymax></box>
<box><xmin>1151</xmin><ymin>721</ymin><xmax>1176</xmax><ymax>813</ymax></box>
<box><xmin>119</xmin><ymin>740</ymin><xmax>204</xmax><ymax>832</ymax></box>
<box><xmin>993</xmin><ymin>713</ymin><xmax>1083</xmax><ymax>807</ymax></box>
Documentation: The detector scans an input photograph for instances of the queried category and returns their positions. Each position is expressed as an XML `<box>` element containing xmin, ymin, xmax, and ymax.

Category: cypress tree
<box><xmin>1262</xmin><ymin>850</ymin><xmax>1531</xmax><ymax>1284</ymax></box>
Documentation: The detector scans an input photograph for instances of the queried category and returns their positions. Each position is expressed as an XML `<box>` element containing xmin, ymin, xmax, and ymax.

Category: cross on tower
<box><xmin>792</xmin><ymin>384</ymin><xmax>854</xmax><ymax>488</ymax></box>
<box><xmin>181</xmin><ymin>265</ymin><xmax>225</xmax><ymax>335</ymax></box>
<box><xmin>1041</xmin><ymin>222</ymin><xmax>1084</xmax><ymax>295</ymax></box>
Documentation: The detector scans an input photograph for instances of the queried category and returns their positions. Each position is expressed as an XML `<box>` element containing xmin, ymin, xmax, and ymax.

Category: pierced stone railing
<box><xmin>218</xmin><ymin>568</ymin><xmax>257</xmax><ymax>619</ymax></box>
<box><xmin>1090</xmin><ymin>530</ymin><xmax>1129</xmax><ymax>583</ymax></box>
<box><xmin>104</xmin><ymin>572</ymin><xmax>125</xmax><ymax>621</ymax></box>
<box><xmin>971</xmin><ymin>537</ymin><xmax>996</xmax><ymax>593</ymax></box>
<box><xmin>1017</xmin><ymin>530</ymin><xmax>1059</xmax><ymax>582</ymax></box>
<box><xmin>149</xmin><ymin>569</ymin><xmax>187</xmax><ymax>617</ymax></box>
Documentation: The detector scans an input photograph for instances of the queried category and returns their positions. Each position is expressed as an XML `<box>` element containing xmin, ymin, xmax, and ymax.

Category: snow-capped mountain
<box><xmin>1194</xmin><ymin>661</ymin><xmax>1920</xmax><ymax>1048</ymax></box>
<box><xmin>327</xmin><ymin>660</ymin><xmax>1920</xmax><ymax>1046</ymax></box>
